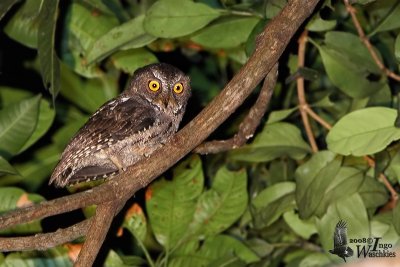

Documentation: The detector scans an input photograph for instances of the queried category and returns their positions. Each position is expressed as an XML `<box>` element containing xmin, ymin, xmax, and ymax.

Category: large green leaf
<box><xmin>316</xmin><ymin>193</ymin><xmax>369</xmax><ymax>255</ymax></box>
<box><xmin>358</xmin><ymin>175</ymin><xmax>388</xmax><ymax>211</ymax></box>
<box><xmin>144</xmin><ymin>0</ymin><xmax>220</xmax><ymax>38</ymax></box>
<box><xmin>146</xmin><ymin>155</ymin><xmax>204</xmax><ymax>250</ymax></box>
<box><xmin>0</xmin><ymin>187</ymin><xmax>44</xmax><ymax>234</ymax></box>
<box><xmin>86</xmin><ymin>15</ymin><xmax>156</xmax><ymax>64</ymax></box>
<box><xmin>0</xmin><ymin>95</ymin><xmax>41</xmax><ymax>158</ymax></box>
<box><xmin>295</xmin><ymin>151</ymin><xmax>341</xmax><ymax>219</ymax></box>
<box><xmin>187</xmin><ymin>167</ymin><xmax>247</xmax><ymax>237</ymax></box>
<box><xmin>369</xmin><ymin>0</ymin><xmax>400</xmax><ymax>35</ymax></box>
<box><xmin>191</xmin><ymin>17</ymin><xmax>260</xmax><ymax>48</ymax></box>
<box><xmin>314</xmin><ymin>32</ymin><xmax>386</xmax><ymax>98</ymax></box>
<box><xmin>60</xmin><ymin>64</ymin><xmax>116</xmax><ymax>113</ymax></box>
<box><xmin>283</xmin><ymin>210</ymin><xmax>317</xmax><ymax>239</ymax></box>
<box><xmin>3</xmin><ymin>0</ymin><xmax>40</xmax><ymax>48</ymax></box>
<box><xmin>112</xmin><ymin>49</ymin><xmax>158</xmax><ymax>74</ymax></box>
<box><xmin>327</xmin><ymin>107</ymin><xmax>400</xmax><ymax>156</ymax></box>
<box><xmin>230</xmin><ymin>122</ymin><xmax>310</xmax><ymax>162</ymax></box>
<box><xmin>37</xmin><ymin>0</ymin><xmax>60</xmax><ymax>101</ymax></box>
<box><xmin>18</xmin><ymin>99</ymin><xmax>55</xmax><ymax>153</ymax></box>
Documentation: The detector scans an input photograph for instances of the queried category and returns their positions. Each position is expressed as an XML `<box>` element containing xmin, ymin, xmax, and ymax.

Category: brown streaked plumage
<box><xmin>50</xmin><ymin>63</ymin><xmax>191</xmax><ymax>187</ymax></box>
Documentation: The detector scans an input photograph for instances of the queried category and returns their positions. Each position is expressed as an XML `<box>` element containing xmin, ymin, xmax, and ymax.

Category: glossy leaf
<box><xmin>191</xmin><ymin>17</ymin><xmax>260</xmax><ymax>48</ymax></box>
<box><xmin>112</xmin><ymin>49</ymin><xmax>158</xmax><ymax>74</ymax></box>
<box><xmin>188</xmin><ymin>167</ymin><xmax>247</xmax><ymax>237</ymax></box>
<box><xmin>86</xmin><ymin>15</ymin><xmax>156</xmax><ymax>63</ymax></box>
<box><xmin>146</xmin><ymin>155</ymin><xmax>204</xmax><ymax>250</ymax></box>
<box><xmin>37</xmin><ymin>0</ymin><xmax>60</xmax><ymax>101</ymax></box>
<box><xmin>0</xmin><ymin>95</ymin><xmax>41</xmax><ymax>158</ymax></box>
<box><xmin>18</xmin><ymin>99</ymin><xmax>55</xmax><ymax>153</ymax></box>
<box><xmin>267</xmin><ymin>107</ymin><xmax>298</xmax><ymax>124</ymax></box>
<box><xmin>327</xmin><ymin>107</ymin><xmax>400</xmax><ymax>156</ymax></box>
<box><xmin>369</xmin><ymin>0</ymin><xmax>400</xmax><ymax>34</ymax></box>
<box><xmin>3</xmin><ymin>0</ymin><xmax>40</xmax><ymax>48</ymax></box>
<box><xmin>230</xmin><ymin>122</ymin><xmax>310</xmax><ymax>162</ymax></box>
<box><xmin>314</xmin><ymin>32</ymin><xmax>386</xmax><ymax>98</ymax></box>
<box><xmin>283</xmin><ymin>210</ymin><xmax>317</xmax><ymax>239</ymax></box>
<box><xmin>144</xmin><ymin>0</ymin><xmax>220</xmax><ymax>38</ymax></box>
<box><xmin>0</xmin><ymin>156</ymin><xmax>18</xmax><ymax>176</ymax></box>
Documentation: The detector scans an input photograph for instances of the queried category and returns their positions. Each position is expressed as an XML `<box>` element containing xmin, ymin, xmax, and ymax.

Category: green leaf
<box><xmin>188</xmin><ymin>167</ymin><xmax>247</xmax><ymax>237</ymax></box>
<box><xmin>105</xmin><ymin>250</ymin><xmax>146</xmax><ymax>267</ymax></box>
<box><xmin>251</xmin><ymin>182</ymin><xmax>296</xmax><ymax>228</ymax></box>
<box><xmin>60</xmin><ymin>64</ymin><xmax>115</xmax><ymax>113</ymax></box>
<box><xmin>298</xmin><ymin>253</ymin><xmax>332</xmax><ymax>267</ymax></box>
<box><xmin>395</xmin><ymin>33</ymin><xmax>400</xmax><ymax>62</ymax></box>
<box><xmin>327</xmin><ymin>107</ymin><xmax>400</xmax><ymax>156</ymax></box>
<box><xmin>295</xmin><ymin>151</ymin><xmax>342</xmax><ymax>219</ymax></box>
<box><xmin>112</xmin><ymin>49</ymin><xmax>158</xmax><ymax>74</ymax></box>
<box><xmin>0</xmin><ymin>156</ymin><xmax>18</xmax><ymax>176</ymax></box>
<box><xmin>267</xmin><ymin>107</ymin><xmax>298</xmax><ymax>124</ymax></box>
<box><xmin>306</xmin><ymin>14</ymin><xmax>336</xmax><ymax>32</ymax></box>
<box><xmin>358</xmin><ymin>175</ymin><xmax>388</xmax><ymax>210</ymax></box>
<box><xmin>230</xmin><ymin>122</ymin><xmax>310</xmax><ymax>162</ymax></box>
<box><xmin>86</xmin><ymin>15</ymin><xmax>156</xmax><ymax>64</ymax></box>
<box><xmin>197</xmin><ymin>235</ymin><xmax>260</xmax><ymax>264</ymax></box>
<box><xmin>18</xmin><ymin>100</ymin><xmax>55</xmax><ymax>153</ymax></box>
<box><xmin>123</xmin><ymin>203</ymin><xmax>147</xmax><ymax>242</ymax></box>
<box><xmin>283</xmin><ymin>210</ymin><xmax>317</xmax><ymax>239</ymax></box>
<box><xmin>52</xmin><ymin>117</ymin><xmax>88</xmax><ymax>150</ymax></box>
<box><xmin>369</xmin><ymin>0</ymin><xmax>400</xmax><ymax>35</ymax></box>
<box><xmin>0</xmin><ymin>187</ymin><xmax>44</xmax><ymax>234</ymax></box>
<box><xmin>191</xmin><ymin>17</ymin><xmax>260</xmax><ymax>48</ymax></box>
<box><xmin>313</xmin><ymin>32</ymin><xmax>386</xmax><ymax>98</ymax></box>
<box><xmin>0</xmin><ymin>0</ymin><xmax>20</xmax><ymax>21</ymax></box>
<box><xmin>0</xmin><ymin>248</ymin><xmax>71</xmax><ymax>267</ymax></box>
<box><xmin>146</xmin><ymin>155</ymin><xmax>204</xmax><ymax>250</ymax></box>
<box><xmin>3</xmin><ymin>0</ymin><xmax>41</xmax><ymax>48</ymax></box>
<box><xmin>316</xmin><ymin>193</ymin><xmax>369</xmax><ymax>254</ymax></box>
<box><xmin>144</xmin><ymin>0</ymin><xmax>220</xmax><ymax>38</ymax></box>
<box><xmin>38</xmin><ymin>0</ymin><xmax>61</xmax><ymax>102</ymax></box>
<box><xmin>0</xmin><ymin>95</ymin><xmax>41</xmax><ymax>158</ymax></box>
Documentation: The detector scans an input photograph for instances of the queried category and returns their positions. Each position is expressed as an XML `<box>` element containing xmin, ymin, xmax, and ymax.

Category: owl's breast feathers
<box><xmin>50</xmin><ymin>96</ymin><xmax>174</xmax><ymax>187</ymax></box>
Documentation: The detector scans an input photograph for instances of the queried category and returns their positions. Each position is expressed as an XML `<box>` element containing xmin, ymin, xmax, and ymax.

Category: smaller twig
<box><xmin>75</xmin><ymin>200</ymin><xmax>124</xmax><ymax>267</ymax></box>
<box><xmin>297</xmin><ymin>31</ymin><xmax>318</xmax><ymax>153</ymax></box>
<box><xmin>0</xmin><ymin>219</ymin><xmax>91</xmax><ymax>252</ymax></box>
<box><xmin>194</xmin><ymin>63</ymin><xmax>278</xmax><ymax>154</ymax></box>
<box><xmin>304</xmin><ymin>106</ymin><xmax>332</xmax><ymax>130</ymax></box>
<box><xmin>363</xmin><ymin>155</ymin><xmax>398</xmax><ymax>205</ymax></box>
<box><xmin>344</xmin><ymin>0</ymin><xmax>400</xmax><ymax>82</ymax></box>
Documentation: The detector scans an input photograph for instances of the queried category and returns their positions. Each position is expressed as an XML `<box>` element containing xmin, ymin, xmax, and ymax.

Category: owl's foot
<box><xmin>109</xmin><ymin>155</ymin><xmax>127</xmax><ymax>172</ymax></box>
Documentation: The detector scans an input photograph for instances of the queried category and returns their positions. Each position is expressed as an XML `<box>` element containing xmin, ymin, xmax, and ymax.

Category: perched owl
<box><xmin>50</xmin><ymin>63</ymin><xmax>191</xmax><ymax>187</ymax></box>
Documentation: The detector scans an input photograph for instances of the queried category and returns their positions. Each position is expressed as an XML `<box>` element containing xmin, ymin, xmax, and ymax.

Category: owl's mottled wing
<box><xmin>333</xmin><ymin>220</ymin><xmax>348</xmax><ymax>248</ymax></box>
<box><xmin>50</xmin><ymin>96</ymin><xmax>157</xmax><ymax>186</ymax></box>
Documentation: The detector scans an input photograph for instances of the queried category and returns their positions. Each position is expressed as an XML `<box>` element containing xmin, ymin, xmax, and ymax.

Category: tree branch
<box><xmin>0</xmin><ymin>0</ymin><xmax>321</xmax><ymax>264</ymax></box>
<box><xmin>0</xmin><ymin>219</ymin><xmax>91</xmax><ymax>251</ymax></box>
<box><xmin>194</xmin><ymin>63</ymin><xmax>278</xmax><ymax>154</ymax></box>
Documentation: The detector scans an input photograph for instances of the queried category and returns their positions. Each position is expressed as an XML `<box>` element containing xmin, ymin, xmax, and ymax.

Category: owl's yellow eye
<box><xmin>173</xmin><ymin>83</ymin><xmax>184</xmax><ymax>94</ymax></box>
<box><xmin>148</xmin><ymin>80</ymin><xmax>160</xmax><ymax>92</ymax></box>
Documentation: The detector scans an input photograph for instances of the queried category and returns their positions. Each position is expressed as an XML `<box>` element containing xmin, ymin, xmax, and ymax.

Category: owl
<box><xmin>50</xmin><ymin>63</ymin><xmax>191</xmax><ymax>187</ymax></box>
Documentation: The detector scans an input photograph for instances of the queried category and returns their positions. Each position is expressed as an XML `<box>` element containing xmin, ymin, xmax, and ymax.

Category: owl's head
<box><xmin>126</xmin><ymin>63</ymin><xmax>191</xmax><ymax>117</ymax></box>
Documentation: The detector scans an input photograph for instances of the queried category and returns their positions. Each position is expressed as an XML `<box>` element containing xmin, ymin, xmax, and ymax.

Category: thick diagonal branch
<box><xmin>194</xmin><ymin>63</ymin><xmax>278</xmax><ymax>154</ymax></box>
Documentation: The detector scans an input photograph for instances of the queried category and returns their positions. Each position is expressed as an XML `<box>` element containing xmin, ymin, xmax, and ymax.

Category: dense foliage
<box><xmin>0</xmin><ymin>0</ymin><xmax>400</xmax><ymax>266</ymax></box>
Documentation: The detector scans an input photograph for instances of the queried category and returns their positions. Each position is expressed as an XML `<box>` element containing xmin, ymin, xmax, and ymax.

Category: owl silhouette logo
<box><xmin>329</xmin><ymin>220</ymin><xmax>353</xmax><ymax>262</ymax></box>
